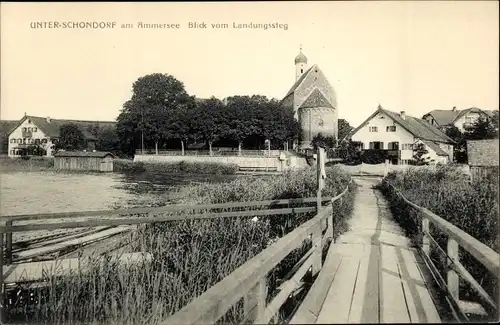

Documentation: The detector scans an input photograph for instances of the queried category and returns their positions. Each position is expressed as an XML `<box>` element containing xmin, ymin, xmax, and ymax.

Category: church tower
<box><xmin>295</xmin><ymin>45</ymin><xmax>308</xmax><ymax>81</ymax></box>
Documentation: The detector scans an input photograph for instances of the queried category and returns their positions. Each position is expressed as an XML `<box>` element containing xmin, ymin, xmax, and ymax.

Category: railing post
<box><xmin>316</xmin><ymin>147</ymin><xmax>325</xmax><ymax>212</ymax></box>
<box><xmin>422</xmin><ymin>217</ymin><xmax>430</xmax><ymax>256</ymax></box>
<box><xmin>5</xmin><ymin>221</ymin><xmax>12</xmax><ymax>265</ymax></box>
<box><xmin>447</xmin><ymin>238</ymin><xmax>460</xmax><ymax>299</ymax></box>
<box><xmin>1</xmin><ymin>231</ymin><xmax>5</xmax><ymax>324</ymax></box>
<box><xmin>311</xmin><ymin>224</ymin><xmax>323</xmax><ymax>276</ymax></box>
<box><xmin>244</xmin><ymin>279</ymin><xmax>267</xmax><ymax>323</ymax></box>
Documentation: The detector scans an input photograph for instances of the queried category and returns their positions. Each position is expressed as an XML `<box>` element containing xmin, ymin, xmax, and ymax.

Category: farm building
<box><xmin>466</xmin><ymin>139</ymin><xmax>499</xmax><ymax>180</ymax></box>
<box><xmin>54</xmin><ymin>151</ymin><xmax>115</xmax><ymax>172</ymax></box>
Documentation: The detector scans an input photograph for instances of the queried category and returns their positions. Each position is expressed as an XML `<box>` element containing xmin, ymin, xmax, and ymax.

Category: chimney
<box><xmin>400</xmin><ymin>111</ymin><xmax>406</xmax><ymax>120</ymax></box>
<box><xmin>452</xmin><ymin>106</ymin><xmax>457</xmax><ymax>112</ymax></box>
<box><xmin>46</xmin><ymin>117</ymin><xmax>51</xmax><ymax>123</ymax></box>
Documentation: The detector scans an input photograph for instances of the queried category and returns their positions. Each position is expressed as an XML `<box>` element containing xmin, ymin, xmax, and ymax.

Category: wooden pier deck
<box><xmin>291</xmin><ymin>177</ymin><xmax>441</xmax><ymax>323</ymax></box>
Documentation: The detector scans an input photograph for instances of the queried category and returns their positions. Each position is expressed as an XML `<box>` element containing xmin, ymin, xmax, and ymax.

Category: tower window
<box><xmin>301</xmin><ymin>69</ymin><xmax>303</xmax><ymax>73</ymax></box>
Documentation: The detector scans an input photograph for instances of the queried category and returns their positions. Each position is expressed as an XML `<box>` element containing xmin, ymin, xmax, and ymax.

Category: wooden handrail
<box><xmin>385</xmin><ymin>181</ymin><xmax>500</xmax><ymax>275</ymax></box>
<box><xmin>384</xmin><ymin>180</ymin><xmax>499</xmax><ymax>317</ymax></box>
<box><xmin>0</xmin><ymin>207</ymin><xmax>318</xmax><ymax>233</ymax></box>
<box><xmin>164</xmin><ymin>150</ymin><xmax>351</xmax><ymax>325</ymax></box>
<box><xmin>162</xmin><ymin>204</ymin><xmax>336</xmax><ymax>325</ymax></box>
<box><xmin>0</xmin><ymin>196</ymin><xmax>334</xmax><ymax>222</ymax></box>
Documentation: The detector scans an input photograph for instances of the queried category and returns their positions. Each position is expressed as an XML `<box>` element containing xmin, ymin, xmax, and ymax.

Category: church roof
<box><xmin>299</xmin><ymin>89</ymin><xmax>333</xmax><ymax>109</ymax></box>
<box><xmin>283</xmin><ymin>65</ymin><xmax>315</xmax><ymax>99</ymax></box>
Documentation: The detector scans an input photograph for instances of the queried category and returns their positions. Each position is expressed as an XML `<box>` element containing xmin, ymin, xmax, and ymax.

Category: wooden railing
<box><xmin>134</xmin><ymin>149</ymin><xmax>283</xmax><ymax>157</ymax></box>
<box><xmin>160</xmin><ymin>148</ymin><xmax>353</xmax><ymax>324</ymax></box>
<box><xmin>1</xmin><ymin>147</ymin><xmax>352</xmax><ymax>324</ymax></box>
<box><xmin>384</xmin><ymin>180</ymin><xmax>500</xmax><ymax>320</ymax></box>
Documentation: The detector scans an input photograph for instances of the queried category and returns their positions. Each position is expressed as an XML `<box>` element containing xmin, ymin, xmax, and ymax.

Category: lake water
<box><xmin>0</xmin><ymin>171</ymin><xmax>238</xmax><ymax>216</ymax></box>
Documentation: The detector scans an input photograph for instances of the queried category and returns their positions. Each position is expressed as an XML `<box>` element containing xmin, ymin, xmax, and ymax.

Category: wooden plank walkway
<box><xmin>291</xmin><ymin>177</ymin><xmax>441</xmax><ymax>324</ymax></box>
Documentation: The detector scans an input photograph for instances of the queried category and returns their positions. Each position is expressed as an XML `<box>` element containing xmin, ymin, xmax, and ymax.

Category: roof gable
<box><xmin>424</xmin><ymin>107</ymin><xmax>494</xmax><ymax>126</ymax></box>
<box><xmin>298</xmin><ymin>88</ymin><xmax>333</xmax><ymax>109</ymax></box>
<box><xmin>349</xmin><ymin>106</ymin><xmax>455</xmax><ymax>144</ymax></box>
<box><xmin>466</xmin><ymin>139</ymin><xmax>499</xmax><ymax>166</ymax></box>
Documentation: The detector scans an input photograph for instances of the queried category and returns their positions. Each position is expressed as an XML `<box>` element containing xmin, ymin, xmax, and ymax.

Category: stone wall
<box><xmin>134</xmin><ymin>154</ymin><xmax>310</xmax><ymax>172</ymax></box>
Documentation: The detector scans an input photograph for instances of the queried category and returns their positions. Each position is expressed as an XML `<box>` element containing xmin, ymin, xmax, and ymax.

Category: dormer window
<box><xmin>22</xmin><ymin>127</ymin><xmax>27</xmax><ymax>132</ymax></box>
<box><xmin>28</xmin><ymin>119</ymin><xmax>31</xmax><ymax>123</ymax></box>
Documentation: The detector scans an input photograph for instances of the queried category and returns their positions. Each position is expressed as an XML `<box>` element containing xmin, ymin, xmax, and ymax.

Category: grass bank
<box><xmin>8</xmin><ymin>166</ymin><xmax>356</xmax><ymax>325</ymax></box>
<box><xmin>0</xmin><ymin>156</ymin><xmax>54</xmax><ymax>173</ymax></box>
<box><xmin>114</xmin><ymin>159</ymin><xmax>239</xmax><ymax>175</ymax></box>
<box><xmin>379</xmin><ymin>165</ymin><xmax>499</xmax><ymax>319</ymax></box>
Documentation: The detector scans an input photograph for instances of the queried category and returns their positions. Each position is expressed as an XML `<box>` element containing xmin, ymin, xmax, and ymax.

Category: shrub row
<box><xmin>113</xmin><ymin>159</ymin><xmax>239</xmax><ymax>175</ymax></box>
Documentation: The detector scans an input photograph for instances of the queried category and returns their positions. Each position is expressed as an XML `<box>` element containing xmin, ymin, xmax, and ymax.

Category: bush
<box><xmin>113</xmin><ymin>159</ymin><xmax>239</xmax><ymax>175</ymax></box>
<box><xmin>11</xmin><ymin>167</ymin><xmax>356</xmax><ymax>325</ymax></box>
<box><xmin>379</xmin><ymin>165</ymin><xmax>499</xmax><ymax>319</ymax></box>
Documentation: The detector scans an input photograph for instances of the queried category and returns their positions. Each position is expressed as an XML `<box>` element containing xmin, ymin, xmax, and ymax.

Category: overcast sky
<box><xmin>1</xmin><ymin>1</ymin><xmax>498</xmax><ymax>127</ymax></box>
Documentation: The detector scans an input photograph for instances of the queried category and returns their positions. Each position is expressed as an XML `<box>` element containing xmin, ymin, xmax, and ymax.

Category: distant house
<box><xmin>466</xmin><ymin>139</ymin><xmax>499</xmax><ymax>180</ymax></box>
<box><xmin>0</xmin><ymin>120</ymin><xmax>19</xmax><ymax>154</ymax></box>
<box><xmin>349</xmin><ymin>105</ymin><xmax>455</xmax><ymax>165</ymax></box>
<box><xmin>54</xmin><ymin>151</ymin><xmax>115</xmax><ymax>172</ymax></box>
<box><xmin>7</xmin><ymin>114</ymin><xmax>115</xmax><ymax>158</ymax></box>
<box><xmin>422</xmin><ymin>107</ymin><xmax>496</xmax><ymax>132</ymax></box>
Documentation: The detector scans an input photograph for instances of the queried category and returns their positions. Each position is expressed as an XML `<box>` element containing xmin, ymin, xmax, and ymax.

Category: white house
<box><xmin>7</xmin><ymin>114</ymin><xmax>115</xmax><ymax>158</ymax></box>
<box><xmin>422</xmin><ymin>107</ymin><xmax>496</xmax><ymax>132</ymax></box>
<box><xmin>348</xmin><ymin>105</ymin><xmax>455</xmax><ymax>165</ymax></box>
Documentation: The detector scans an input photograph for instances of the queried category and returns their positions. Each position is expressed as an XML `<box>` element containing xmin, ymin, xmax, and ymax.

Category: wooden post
<box><xmin>311</xmin><ymin>224</ymin><xmax>323</xmax><ymax>276</ymax></box>
<box><xmin>447</xmin><ymin>238</ymin><xmax>460</xmax><ymax>299</ymax></box>
<box><xmin>422</xmin><ymin>218</ymin><xmax>430</xmax><ymax>255</ymax></box>
<box><xmin>1</xmin><ymin>231</ymin><xmax>5</xmax><ymax>324</ymax></box>
<box><xmin>5</xmin><ymin>221</ymin><xmax>12</xmax><ymax>265</ymax></box>
<box><xmin>244</xmin><ymin>279</ymin><xmax>267</xmax><ymax>323</ymax></box>
<box><xmin>327</xmin><ymin>206</ymin><xmax>334</xmax><ymax>241</ymax></box>
<box><xmin>317</xmin><ymin>147</ymin><xmax>325</xmax><ymax>212</ymax></box>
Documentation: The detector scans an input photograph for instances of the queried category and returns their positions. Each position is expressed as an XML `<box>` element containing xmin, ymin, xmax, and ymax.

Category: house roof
<box><xmin>422</xmin><ymin>140</ymin><xmax>449</xmax><ymax>157</ymax></box>
<box><xmin>299</xmin><ymin>88</ymin><xmax>334</xmax><ymax>109</ymax></box>
<box><xmin>349</xmin><ymin>106</ymin><xmax>455</xmax><ymax>144</ymax></box>
<box><xmin>283</xmin><ymin>65</ymin><xmax>316</xmax><ymax>98</ymax></box>
<box><xmin>423</xmin><ymin>107</ymin><xmax>496</xmax><ymax>126</ymax></box>
<box><xmin>0</xmin><ymin>120</ymin><xmax>19</xmax><ymax>135</ymax></box>
<box><xmin>54</xmin><ymin>151</ymin><xmax>115</xmax><ymax>158</ymax></box>
<box><xmin>466</xmin><ymin>139</ymin><xmax>499</xmax><ymax>167</ymax></box>
<box><xmin>9</xmin><ymin>115</ymin><xmax>116</xmax><ymax>140</ymax></box>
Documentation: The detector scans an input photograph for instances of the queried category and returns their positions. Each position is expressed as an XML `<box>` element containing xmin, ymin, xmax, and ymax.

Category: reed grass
<box><xmin>379</xmin><ymin>164</ymin><xmax>499</xmax><ymax>319</ymax></box>
<box><xmin>0</xmin><ymin>156</ymin><xmax>54</xmax><ymax>173</ymax></box>
<box><xmin>113</xmin><ymin>159</ymin><xmax>239</xmax><ymax>175</ymax></box>
<box><xmin>7</xmin><ymin>166</ymin><xmax>356</xmax><ymax>325</ymax></box>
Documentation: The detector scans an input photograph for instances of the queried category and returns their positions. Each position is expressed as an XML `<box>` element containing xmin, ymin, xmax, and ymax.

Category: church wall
<box><xmin>293</xmin><ymin>68</ymin><xmax>338</xmax><ymax>139</ymax></box>
<box><xmin>299</xmin><ymin>107</ymin><xmax>336</xmax><ymax>147</ymax></box>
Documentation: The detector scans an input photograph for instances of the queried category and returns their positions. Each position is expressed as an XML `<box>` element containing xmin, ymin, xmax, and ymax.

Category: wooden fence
<box><xmin>1</xmin><ymin>147</ymin><xmax>352</xmax><ymax>324</ymax></box>
<box><xmin>134</xmin><ymin>149</ymin><xmax>283</xmax><ymax>157</ymax></box>
<box><xmin>384</xmin><ymin>180</ymin><xmax>500</xmax><ymax>321</ymax></box>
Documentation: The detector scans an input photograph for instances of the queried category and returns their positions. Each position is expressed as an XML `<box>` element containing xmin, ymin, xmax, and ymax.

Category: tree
<box><xmin>465</xmin><ymin>115</ymin><xmax>498</xmax><ymax>140</ymax></box>
<box><xmin>191</xmin><ymin>97</ymin><xmax>228</xmax><ymax>155</ymax></box>
<box><xmin>336</xmin><ymin>140</ymin><xmax>362</xmax><ymax>164</ymax></box>
<box><xmin>116</xmin><ymin>73</ymin><xmax>193</xmax><ymax>156</ymax></box>
<box><xmin>412</xmin><ymin>143</ymin><xmax>432</xmax><ymax>165</ymax></box>
<box><xmin>224</xmin><ymin>96</ymin><xmax>262</xmax><ymax>154</ymax></box>
<box><xmin>311</xmin><ymin>133</ymin><xmax>336</xmax><ymax>149</ymax></box>
<box><xmin>96</xmin><ymin>126</ymin><xmax>119</xmax><ymax>153</ymax></box>
<box><xmin>445</xmin><ymin>125</ymin><xmax>467</xmax><ymax>163</ymax></box>
<box><xmin>338</xmin><ymin>119</ymin><xmax>354</xmax><ymax>142</ymax></box>
<box><xmin>55</xmin><ymin>123</ymin><xmax>86</xmax><ymax>151</ymax></box>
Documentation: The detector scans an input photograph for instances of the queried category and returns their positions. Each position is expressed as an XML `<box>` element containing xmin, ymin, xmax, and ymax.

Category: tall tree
<box><xmin>225</xmin><ymin>96</ymin><xmax>262</xmax><ymax>154</ymax></box>
<box><xmin>56</xmin><ymin>123</ymin><xmax>86</xmax><ymax>151</ymax></box>
<box><xmin>116</xmin><ymin>73</ymin><xmax>193</xmax><ymax>156</ymax></box>
<box><xmin>96</xmin><ymin>126</ymin><xmax>119</xmax><ymax>153</ymax></box>
<box><xmin>465</xmin><ymin>115</ymin><xmax>498</xmax><ymax>140</ymax></box>
<box><xmin>191</xmin><ymin>97</ymin><xmax>228</xmax><ymax>155</ymax></box>
<box><xmin>338</xmin><ymin>119</ymin><xmax>354</xmax><ymax>142</ymax></box>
